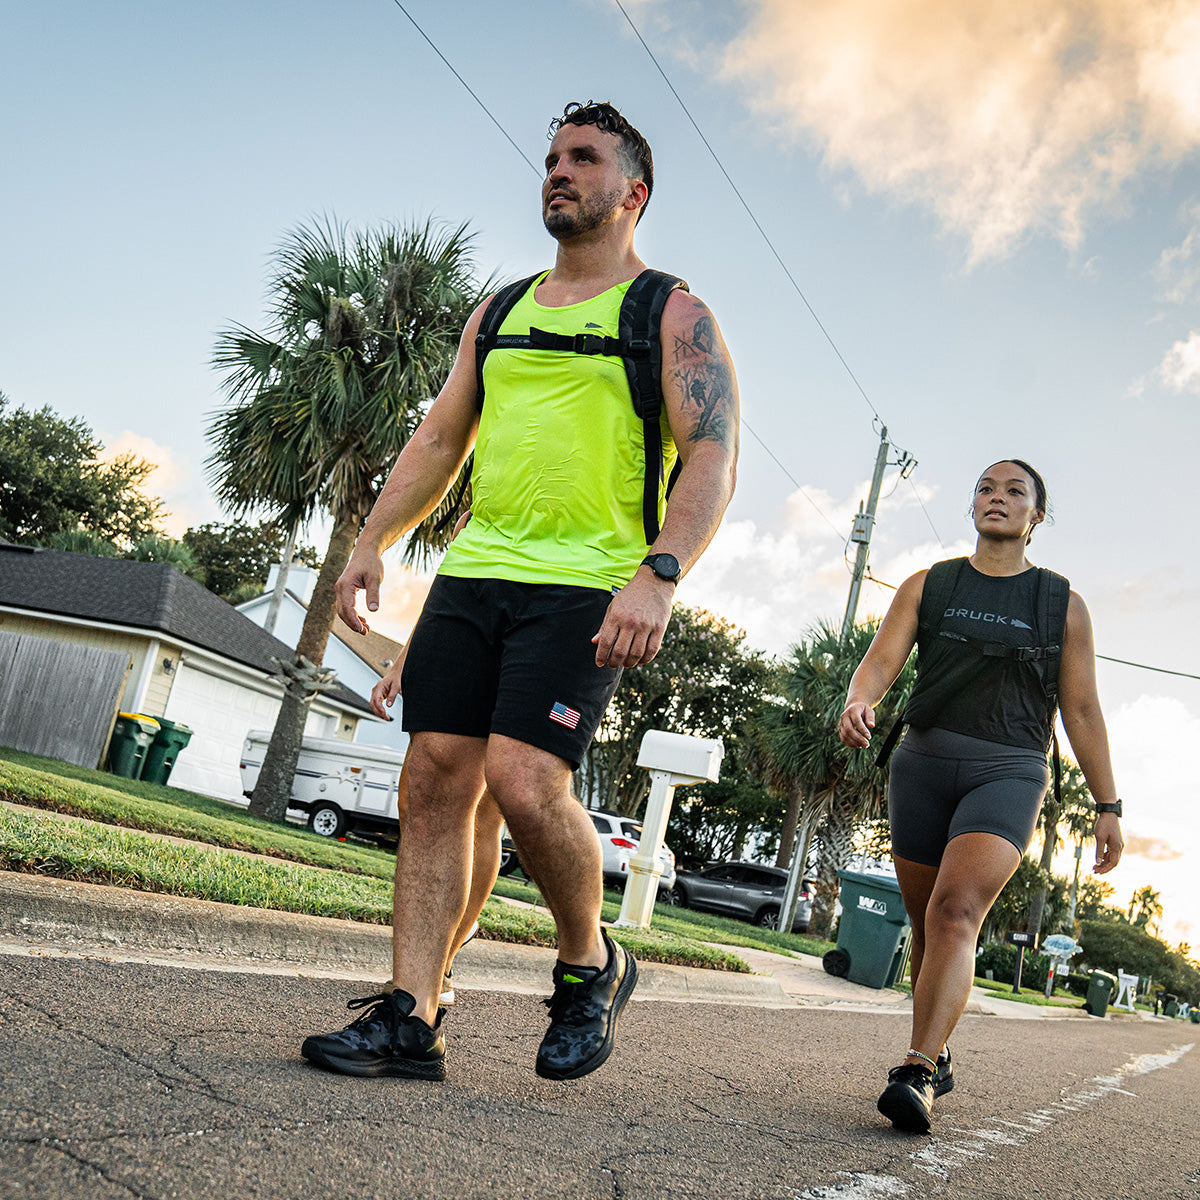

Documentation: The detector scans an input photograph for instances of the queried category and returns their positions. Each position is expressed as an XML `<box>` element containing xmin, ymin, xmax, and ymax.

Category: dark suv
<box><xmin>664</xmin><ymin>861</ymin><xmax>812</xmax><ymax>932</ymax></box>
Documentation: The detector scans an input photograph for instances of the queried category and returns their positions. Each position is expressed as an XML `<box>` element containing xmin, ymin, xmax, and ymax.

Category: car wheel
<box><xmin>822</xmin><ymin>948</ymin><xmax>850</xmax><ymax>977</ymax></box>
<box><xmin>756</xmin><ymin>907</ymin><xmax>781</xmax><ymax>930</ymax></box>
<box><xmin>664</xmin><ymin>884</ymin><xmax>688</xmax><ymax>907</ymax></box>
<box><xmin>497</xmin><ymin>847</ymin><xmax>521</xmax><ymax>876</ymax></box>
<box><xmin>309</xmin><ymin>803</ymin><xmax>346</xmax><ymax>839</ymax></box>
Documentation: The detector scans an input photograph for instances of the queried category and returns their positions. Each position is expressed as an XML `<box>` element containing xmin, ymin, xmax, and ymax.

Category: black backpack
<box><xmin>875</xmin><ymin>557</ymin><xmax>1071</xmax><ymax>797</ymax></box>
<box><xmin>467</xmin><ymin>268</ymin><xmax>688</xmax><ymax>544</ymax></box>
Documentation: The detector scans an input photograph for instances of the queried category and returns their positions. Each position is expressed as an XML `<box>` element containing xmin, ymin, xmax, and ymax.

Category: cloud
<box><xmin>678</xmin><ymin>471</ymin><xmax>970</xmax><ymax>655</ymax></box>
<box><xmin>1156</xmin><ymin>203</ymin><xmax>1200</xmax><ymax>302</ymax></box>
<box><xmin>1158</xmin><ymin>330</ymin><xmax>1200</xmax><ymax>393</ymax></box>
<box><xmin>1122</xmin><ymin>835</ymin><xmax>1184</xmax><ymax>862</ymax></box>
<box><xmin>712</xmin><ymin>0</ymin><xmax>1200</xmax><ymax>263</ymax></box>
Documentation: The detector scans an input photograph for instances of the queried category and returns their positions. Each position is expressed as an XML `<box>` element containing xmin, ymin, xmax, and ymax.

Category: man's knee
<box><xmin>405</xmin><ymin>733</ymin><xmax>487</xmax><ymax>818</ymax></box>
<box><xmin>484</xmin><ymin>735</ymin><xmax>573</xmax><ymax>821</ymax></box>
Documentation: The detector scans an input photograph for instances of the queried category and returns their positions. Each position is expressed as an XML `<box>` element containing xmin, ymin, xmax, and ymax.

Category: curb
<box><xmin>0</xmin><ymin>871</ymin><xmax>791</xmax><ymax>1007</ymax></box>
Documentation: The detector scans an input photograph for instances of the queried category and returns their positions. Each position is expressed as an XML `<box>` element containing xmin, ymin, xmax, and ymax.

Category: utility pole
<box><xmin>840</xmin><ymin>426</ymin><xmax>891</xmax><ymax>645</ymax></box>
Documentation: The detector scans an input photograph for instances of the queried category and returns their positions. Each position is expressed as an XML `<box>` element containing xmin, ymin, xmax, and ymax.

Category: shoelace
<box><xmin>345</xmin><ymin>992</ymin><xmax>396</xmax><ymax>1035</ymax></box>
<box><xmin>543</xmin><ymin>976</ymin><xmax>594</xmax><ymax>1024</ymax></box>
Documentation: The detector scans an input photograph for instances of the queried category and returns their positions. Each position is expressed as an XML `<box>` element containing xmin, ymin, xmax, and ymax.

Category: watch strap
<box><xmin>1096</xmin><ymin>801</ymin><xmax>1122</xmax><ymax>817</ymax></box>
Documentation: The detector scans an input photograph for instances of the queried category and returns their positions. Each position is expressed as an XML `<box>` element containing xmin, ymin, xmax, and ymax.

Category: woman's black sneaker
<box><xmin>877</xmin><ymin>1063</ymin><xmax>935</xmax><ymax>1133</ymax></box>
<box><xmin>301</xmin><ymin>989</ymin><xmax>445</xmax><ymax>1080</ymax></box>
<box><xmin>933</xmin><ymin>1046</ymin><xmax>953</xmax><ymax>1097</ymax></box>
<box><xmin>536</xmin><ymin>929</ymin><xmax>637</xmax><ymax>1081</ymax></box>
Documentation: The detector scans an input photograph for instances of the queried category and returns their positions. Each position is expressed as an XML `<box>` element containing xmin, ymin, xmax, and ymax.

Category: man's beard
<box><xmin>543</xmin><ymin>184</ymin><xmax>626</xmax><ymax>238</ymax></box>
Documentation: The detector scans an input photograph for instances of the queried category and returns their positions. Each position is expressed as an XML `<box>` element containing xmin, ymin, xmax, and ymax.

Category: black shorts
<box><xmin>887</xmin><ymin>727</ymin><xmax>1050</xmax><ymax>866</ymax></box>
<box><xmin>400</xmin><ymin>575</ymin><xmax>622</xmax><ymax>769</ymax></box>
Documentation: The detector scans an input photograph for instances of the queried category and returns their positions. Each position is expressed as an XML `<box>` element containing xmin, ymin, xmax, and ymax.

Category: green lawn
<box><xmin>0</xmin><ymin>745</ymin><xmax>832</xmax><ymax>971</ymax></box>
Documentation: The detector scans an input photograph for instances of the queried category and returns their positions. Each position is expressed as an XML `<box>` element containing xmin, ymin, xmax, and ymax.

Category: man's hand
<box><xmin>336</xmin><ymin>545</ymin><xmax>385</xmax><ymax>635</ymax></box>
<box><xmin>370</xmin><ymin>671</ymin><xmax>401</xmax><ymax>721</ymax></box>
<box><xmin>1092</xmin><ymin>812</ymin><xmax>1124</xmax><ymax>875</ymax></box>
<box><xmin>592</xmin><ymin>571</ymin><xmax>675</xmax><ymax>668</ymax></box>
<box><xmin>839</xmin><ymin>702</ymin><xmax>876</xmax><ymax>749</ymax></box>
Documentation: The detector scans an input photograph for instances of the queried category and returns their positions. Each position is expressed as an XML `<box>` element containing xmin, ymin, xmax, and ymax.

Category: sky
<box><xmin>2</xmin><ymin>0</ymin><xmax>1199</xmax><ymax>945</ymax></box>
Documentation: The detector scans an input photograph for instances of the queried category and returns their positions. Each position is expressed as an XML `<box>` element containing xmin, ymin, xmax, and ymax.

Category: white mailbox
<box><xmin>615</xmin><ymin>730</ymin><xmax>724</xmax><ymax>929</ymax></box>
<box><xmin>636</xmin><ymin>730</ymin><xmax>724</xmax><ymax>784</ymax></box>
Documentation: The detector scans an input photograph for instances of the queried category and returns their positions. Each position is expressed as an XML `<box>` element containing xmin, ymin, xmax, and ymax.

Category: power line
<box><xmin>743</xmin><ymin>424</ymin><xmax>843</xmax><ymax>540</ymax></box>
<box><xmin>387</xmin><ymin>0</ymin><xmax>541</xmax><ymax>178</ymax></box>
<box><xmin>612</xmin><ymin>0</ymin><xmax>885</xmax><ymax>429</ymax></box>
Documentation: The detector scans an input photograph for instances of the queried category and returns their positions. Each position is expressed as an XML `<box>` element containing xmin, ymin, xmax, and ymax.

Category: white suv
<box><xmin>588</xmin><ymin>809</ymin><xmax>677</xmax><ymax>893</ymax></box>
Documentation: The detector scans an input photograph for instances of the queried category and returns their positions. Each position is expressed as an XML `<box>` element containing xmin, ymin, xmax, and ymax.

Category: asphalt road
<box><xmin>2</xmin><ymin>954</ymin><xmax>1197</xmax><ymax>1200</ymax></box>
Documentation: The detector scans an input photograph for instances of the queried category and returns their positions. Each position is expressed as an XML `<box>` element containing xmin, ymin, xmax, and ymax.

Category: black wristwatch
<box><xmin>641</xmin><ymin>553</ymin><xmax>682</xmax><ymax>584</ymax></box>
<box><xmin>1096</xmin><ymin>800</ymin><xmax>1123</xmax><ymax>817</ymax></box>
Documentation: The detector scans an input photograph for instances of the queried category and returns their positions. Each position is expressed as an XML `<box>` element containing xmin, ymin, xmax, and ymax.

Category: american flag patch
<box><xmin>549</xmin><ymin>701</ymin><xmax>581</xmax><ymax>730</ymax></box>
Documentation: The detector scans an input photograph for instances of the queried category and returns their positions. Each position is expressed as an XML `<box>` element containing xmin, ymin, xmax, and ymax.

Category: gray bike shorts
<box><xmin>887</xmin><ymin>726</ymin><xmax>1050</xmax><ymax>867</ymax></box>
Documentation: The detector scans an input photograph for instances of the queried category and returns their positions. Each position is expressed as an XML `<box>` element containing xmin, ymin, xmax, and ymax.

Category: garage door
<box><xmin>163</xmin><ymin>662</ymin><xmax>283</xmax><ymax>801</ymax></box>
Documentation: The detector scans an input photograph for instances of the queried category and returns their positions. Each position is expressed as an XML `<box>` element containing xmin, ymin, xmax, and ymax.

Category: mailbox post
<box><xmin>614</xmin><ymin>730</ymin><xmax>723</xmax><ymax>930</ymax></box>
<box><xmin>1005</xmin><ymin>930</ymin><xmax>1034</xmax><ymax>993</ymax></box>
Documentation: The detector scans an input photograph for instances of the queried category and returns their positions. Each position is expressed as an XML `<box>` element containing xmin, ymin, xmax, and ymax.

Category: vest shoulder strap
<box><xmin>917</xmin><ymin>557</ymin><xmax>968</xmax><ymax>642</ymax></box>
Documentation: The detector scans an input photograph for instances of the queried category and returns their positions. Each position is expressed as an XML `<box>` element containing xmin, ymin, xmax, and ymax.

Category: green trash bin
<box><xmin>822</xmin><ymin>869</ymin><xmax>912</xmax><ymax>989</ymax></box>
<box><xmin>1164</xmin><ymin>995</ymin><xmax>1180</xmax><ymax>1018</ymax></box>
<box><xmin>106</xmin><ymin>713</ymin><xmax>160</xmax><ymax>779</ymax></box>
<box><xmin>1189</xmin><ymin>1009</ymin><xmax>1199</xmax><ymax>1024</ymax></box>
<box><xmin>140</xmin><ymin>719</ymin><xmax>194</xmax><ymax>785</ymax></box>
<box><xmin>1086</xmin><ymin>970</ymin><xmax>1117</xmax><ymax>1017</ymax></box>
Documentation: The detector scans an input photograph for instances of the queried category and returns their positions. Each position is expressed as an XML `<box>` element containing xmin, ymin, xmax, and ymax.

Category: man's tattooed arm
<box><xmin>667</xmin><ymin>298</ymin><xmax>739</xmax><ymax>452</ymax></box>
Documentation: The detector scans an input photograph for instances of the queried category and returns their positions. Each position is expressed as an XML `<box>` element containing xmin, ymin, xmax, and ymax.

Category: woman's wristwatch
<box><xmin>1096</xmin><ymin>800</ymin><xmax>1123</xmax><ymax>817</ymax></box>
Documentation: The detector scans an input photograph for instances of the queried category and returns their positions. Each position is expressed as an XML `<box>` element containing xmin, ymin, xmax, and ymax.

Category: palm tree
<box><xmin>1027</xmin><ymin>756</ymin><xmax>1090</xmax><ymax>941</ymax></box>
<box><xmin>1130</xmin><ymin>885</ymin><xmax>1164</xmax><ymax>930</ymax></box>
<box><xmin>208</xmin><ymin>217</ymin><xmax>491</xmax><ymax>822</ymax></box>
<box><xmin>755</xmin><ymin>618</ymin><xmax>916</xmax><ymax>938</ymax></box>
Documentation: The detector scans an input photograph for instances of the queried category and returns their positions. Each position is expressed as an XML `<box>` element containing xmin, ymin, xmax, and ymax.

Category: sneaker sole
<box><xmin>877</xmin><ymin>1082</ymin><xmax>932</xmax><ymax>1133</ymax></box>
<box><xmin>535</xmin><ymin>952</ymin><xmax>638</xmax><ymax>1082</ymax></box>
<box><xmin>302</xmin><ymin>1044</ymin><xmax>446</xmax><ymax>1082</ymax></box>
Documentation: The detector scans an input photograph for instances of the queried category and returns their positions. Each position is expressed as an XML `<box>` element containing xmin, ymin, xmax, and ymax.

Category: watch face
<box><xmin>652</xmin><ymin>554</ymin><xmax>680</xmax><ymax>581</ymax></box>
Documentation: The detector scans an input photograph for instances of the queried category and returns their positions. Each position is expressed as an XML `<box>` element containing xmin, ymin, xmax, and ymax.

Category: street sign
<box><xmin>1005</xmin><ymin>931</ymin><xmax>1034</xmax><ymax>945</ymax></box>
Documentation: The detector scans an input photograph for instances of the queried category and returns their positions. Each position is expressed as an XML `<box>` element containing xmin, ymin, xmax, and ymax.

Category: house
<box><xmin>0</xmin><ymin>544</ymin><xmax>379</xmax><ymax>801</ymax></box>
<box><xmin>236</xmin><ymin>562</ymin><xmax>409</xmax><ymax>754</ymax></box>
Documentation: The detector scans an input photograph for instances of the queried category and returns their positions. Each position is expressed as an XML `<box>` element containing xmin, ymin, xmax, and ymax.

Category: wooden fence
<box><xmin>0</xmin><ymin>631</ymin><xmax>131</xmax><ymax>768</ymax></box>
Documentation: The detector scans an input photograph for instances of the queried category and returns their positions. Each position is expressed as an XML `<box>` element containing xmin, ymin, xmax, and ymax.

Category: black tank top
<box><xmin>908</xmin><ymin>563</ymin><xmax>1055</xmax><ymax>752</ymax></box>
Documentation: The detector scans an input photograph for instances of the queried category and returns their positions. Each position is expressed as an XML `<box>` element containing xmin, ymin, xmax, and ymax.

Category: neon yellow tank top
<box><xmin>438</xmin><ymin>272</ymin><xmax>676</xmax><ymax>590</ymax></box>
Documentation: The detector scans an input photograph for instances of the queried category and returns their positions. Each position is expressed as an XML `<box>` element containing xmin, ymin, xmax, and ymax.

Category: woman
<box><xmin>838</xmin><ymin>460</ymin><xmax>1124</xmax><ymax>1133</ymax></box>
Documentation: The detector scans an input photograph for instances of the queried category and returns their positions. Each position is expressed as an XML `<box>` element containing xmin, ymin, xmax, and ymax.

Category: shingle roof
<box><xmin>0</xmin><ymin>544</ymin><xmax>372</xmax><ymax>714</ymax></box>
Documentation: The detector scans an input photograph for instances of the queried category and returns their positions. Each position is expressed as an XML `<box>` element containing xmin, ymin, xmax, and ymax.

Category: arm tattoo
<box><xmin>670</xmin><ymin>308</ymin><xmax>736</xmax><ymax>448</ymax></box>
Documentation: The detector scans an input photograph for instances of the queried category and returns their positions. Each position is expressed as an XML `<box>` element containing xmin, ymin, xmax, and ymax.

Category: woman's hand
<box><xmin>1092</xmin><ymin>811</ymin><xmax>1124</xmax><ymax>875</ymax></box>
<box><xmin>839</xmin><ymin>701</ymin><xmax>876</xmax><ymax>749</ymax></box>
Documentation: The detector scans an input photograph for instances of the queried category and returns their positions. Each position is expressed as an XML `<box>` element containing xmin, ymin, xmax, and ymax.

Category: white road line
<box><xmin>790</xmin><ymin>1043</ymin><xmax>1195</xmax><ymax>1199</ymax></box>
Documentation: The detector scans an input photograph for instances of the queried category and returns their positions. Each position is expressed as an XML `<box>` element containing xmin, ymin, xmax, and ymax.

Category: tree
<box><xmin>666</xmin><ymin>730</ymin><xmax>781</xmax><ymax>866</ymax></box>
<box><xmin>983</xmin><ymin>855</ymin><xmax>1068</xmax><ymax>945</ymax></box>
<box><xmin>755</xmin><ymin>619</ymin><xmax>916</xmax><ymax>939</ymax></box>
<box><xmin>1074</xmin><ymin>876</ymin><xmax>1121</xmax><ymax>924</ymax></box>
<box><xmin>208</xmin><ymin>217</ymin><xmax>490</xmax><ymax>822</ymax></box>
<box><xmin>0</xmin><ymin>392</ymin><xmax>164</xmax><ymax>547</ymax></box>
<box><xmin>1079</xmin><ymin>919</ymin><xmax>1200</xmax><ymax>1005</ymax></box>
<box><xmin>1128</xmin><ymin>885</ymin><xmax>1164</xmax><ymax>932</ymax></box>
<box><xmin>578</xmin><ymin>606</ymin><xmax>771</xmax><ymax>818</ymax></box>
<box><xmin>182</xmin><ymin>519</ymin><xmax>321</xmax><ymax>601</ymax></box>
<box><xmin>125</xmin><ymin>535</ymin><xmax>205</xmax><ymax>581</ymax></box>
<box><xmin>1027</xmin><ymin>756</ymin><xmax>1091</xmax><ymax>941</ymax></box>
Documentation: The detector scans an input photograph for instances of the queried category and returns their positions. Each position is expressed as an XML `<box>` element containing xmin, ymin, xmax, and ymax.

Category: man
<box><xmin>301</xmin><ymin>100</ymin><xmax>739</xmax><ymax>1082</ymax></box>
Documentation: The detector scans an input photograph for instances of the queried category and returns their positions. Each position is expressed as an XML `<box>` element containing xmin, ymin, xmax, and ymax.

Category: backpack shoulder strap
<box><xmin>617</xmin><ymin>270</ymin><xmax>689</xmax><ymax>543</ymax></box>
<box><xmin>1036</xmin><ymin>566</ymin><xmax>1071</xmax><ymax>710</ymax></box>
<box><xmin>473</xmin><ymin>273</ymin><xmax>541</xmax><ymax>413</ymax></box>
<box><xmin>917</xmin><ymin>558</ymin><xmax>968</xmax><ymax>643</ymax></box>
<box><xmin>875</xmin><ymin>557</ymin><xmax>966</xmax><ymax>769</ymax></box>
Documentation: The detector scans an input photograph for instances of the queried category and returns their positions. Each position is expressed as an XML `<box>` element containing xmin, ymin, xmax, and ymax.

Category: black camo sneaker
<box><xmin>877</xmin><ymin>1063</ymin><xmax>935</xmax><ymax>1133</ymax></box>
<box><xmin>933</xmin><ymin>1046</ymin><xmax>953</xmax><ymax>1097</ymax></box>
<box><xmin>536</xmin><ymin>929</ymin><xmax>637</xmax><ymax>1081</ymax></box>
<box><xmin>301</xmin><ymin>989</ymin><xmax>445</xmax><ymax>1080</ymax></box>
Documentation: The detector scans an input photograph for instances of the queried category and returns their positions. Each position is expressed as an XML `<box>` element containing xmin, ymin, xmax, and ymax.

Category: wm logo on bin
<box><xmin>857</xmin><ymin>895</ymin><xmax>888</xmax><ymax>917</ymax></box>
